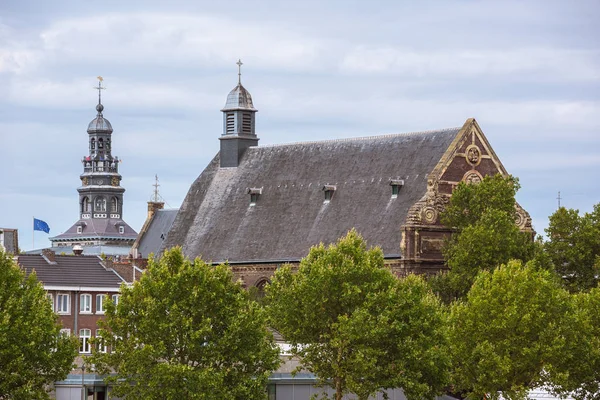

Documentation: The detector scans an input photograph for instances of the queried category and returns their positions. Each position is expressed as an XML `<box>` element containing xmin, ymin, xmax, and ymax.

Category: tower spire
<box><xmin>236</xmin><ymin>59</ymin><xmax>243</xmax><ymax>84</ymax></box>
<box><xmin>93</xmin><ymin>76</ymin><xmax>106</xmax><ymax>112</ymax></box>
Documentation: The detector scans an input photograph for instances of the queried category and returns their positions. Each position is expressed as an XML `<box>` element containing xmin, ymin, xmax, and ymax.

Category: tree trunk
<box><xmin>335</xmin><ymin>377</ymin><xmax>343</xmax><ymax>400</ymax></box>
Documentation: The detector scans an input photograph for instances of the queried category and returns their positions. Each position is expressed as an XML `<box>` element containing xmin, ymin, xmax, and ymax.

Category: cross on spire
<box><xmin>93</xmin><ymin>76</ymin><xmax>106</xmax><ymax>105</ymax></box>
<box><xmin>236</xmin><ymin>59</ymin><xmax>243</xmax><ymax>84</ymax></box>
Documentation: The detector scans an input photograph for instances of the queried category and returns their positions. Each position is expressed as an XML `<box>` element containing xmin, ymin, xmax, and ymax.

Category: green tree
<box><xmin>266</xmin><ymin>230</ymin><xmax>449</xmax><ymax>400</ymax></box>
<box><xmin>448</xmin><ymin>260</ymin><xmax>573</xmax><ymax>400</ymax></box>
<box><xmin>0</xmin><ymin>251</ymin><xmax>78</xmax><ymax>399</ymax></box>
<box><xmin>544</xmin><ymin>203</ymin><xmax>600</xmax><ymax>292</ymax></box>
<box><xmin>93</xmin><ymin>247</ymin><xmax>280</xmax><ymax>400</ymax></box>
<box><xmin>549</xmin><ymin>286</ymin><xmax>600</xmax><ymax>400</ymax></box>
<box><xmin>431</xmin><ymin>174</ymin><xmax>535</xmax><ymax>301</ymax></box>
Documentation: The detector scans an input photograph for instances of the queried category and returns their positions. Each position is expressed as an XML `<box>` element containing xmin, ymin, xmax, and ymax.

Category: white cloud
<box><xmin>340</xmin><ymin>47</ymin><xmax>600</xmax><ymax>82</ymax></box>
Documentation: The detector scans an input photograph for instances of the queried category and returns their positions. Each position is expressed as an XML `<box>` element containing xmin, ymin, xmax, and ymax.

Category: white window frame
<box><xmin>96</xmin><ymin>294</ymin><xmax>106</xmax><ymax>314</ymax></box>
<box><xmin>96</xmin><ymin>329</ymin><xmax>108</xmax><ymax>353</ymax></box>
<box><xmin>112</xmin><ymin>294</ymin><xmax>120</xmax><ymax>306</ymax></box>
<box><xmin>46</xmin><ymin>293</ymin><xmax>54</xmax><ymax>311</ymax></box>
<box><xmin>79</xmin><ymin>329</ymin><xmax>91</xmax><ymax>354</ymax></box>
<box><xmin>57</xmin><ymin>293</ymin><xmax>70</xmax><ymax>314</ymax></box>
<box><xmin>80</xmin><ymin>294</ymin><xmax>92</xmax><ymax>314</ymax></box>
<box><xmin>118</xmin><ymin>226</ymin><xmax>124</xmax><ymax>234</ymax></box>
<box><xmin>59</xmin><ymin>328</ymin><xmax>71</xmax><ymax>337</ymax></box>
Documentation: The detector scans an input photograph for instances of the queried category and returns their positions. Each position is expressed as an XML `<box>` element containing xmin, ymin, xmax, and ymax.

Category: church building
<box><xmin>160</xmin><ymin>65</ymin><xmax>533</xmax><ymax>290</ymax></box>
<box><xmin>49</xmin><ymin>78</ymin><xmax>137</xmax><ymax>256</ymax></box>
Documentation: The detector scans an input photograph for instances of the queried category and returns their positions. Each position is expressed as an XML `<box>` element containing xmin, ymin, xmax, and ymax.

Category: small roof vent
<box><xmin>73</xmin><ymin>245</ymin><xmax>84</xmax><ymax>256</ymax></box>
<box><xmin>322</xmin><ymin>185</ymin><xmax>336</xmax><ymax>192</ymax></box>
<box><xmin>389</xmin><ymin>179</ymin><xmax>405</xmax><ymax>186</ymax></box>
<box><xmin>247</xmin><ymin>188</ymin><xmax>263</xmax><ymax>195</ymax></box>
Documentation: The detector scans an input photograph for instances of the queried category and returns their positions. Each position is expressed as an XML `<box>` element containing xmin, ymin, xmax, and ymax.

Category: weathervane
<box><xmin>93</xmin><ymin>76</ymin><xmax>106</xmax><ymax>105</ymax></box>
<box><xmin>153</xmin><ymin>174</ymin><xmax>160</xmax><ymax>202</ymax></box>
<box><xmin>236</xmin><ymin>59</ymin><xmax>243</xmax><ymax>84</ymax></box>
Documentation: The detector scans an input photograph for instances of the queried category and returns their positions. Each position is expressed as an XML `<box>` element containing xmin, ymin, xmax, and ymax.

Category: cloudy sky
<box><xmin>1</xmin><ymin>0</ymin><xmax>598</xmax><ymax>251</ymax></box>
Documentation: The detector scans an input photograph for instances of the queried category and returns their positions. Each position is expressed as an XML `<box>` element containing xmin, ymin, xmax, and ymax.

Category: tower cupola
<box><xmin>219</xmin><ymin>60</ymin><xmax>259</xmax><ymax>167</ymax></box>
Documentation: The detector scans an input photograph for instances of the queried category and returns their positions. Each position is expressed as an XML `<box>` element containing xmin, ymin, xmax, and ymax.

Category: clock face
<box><xmin>97</xmin><ymin>179</ymin><xmax>104</xmax><ymax>185</ymax></box>
<box><xmin>112</xmin><ymin>177</ymin><xmax>119</xmax><ymax>186</ymax></box>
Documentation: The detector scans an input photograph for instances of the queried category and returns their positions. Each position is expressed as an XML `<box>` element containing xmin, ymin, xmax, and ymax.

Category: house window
<box><xmin>119</xmin><ymin>226</ymin><xmax>125</xmax><ymax>234</ymax></box>
<box><xmin>57</xmin><ymin>293</ymin><xmax>70</xmax><ymax>314</ymax></box>
<box><xmin>80</xmin><ymin>294</ymin><xmax>92</xmax><ymax>313</ymax></box>
<box><xmin>111</xmin><ymin>197</ymin><xmax>118</xmax><ymax>213</ymax></box>
<box><xmin>247</xmin><ymin>188</ymin><xmax>262</xmax><ymax>206</ymax></box>
<box><xmin>96</xmin><ymin>294</ymin><xmax>106</xmax><ymax>313</ymax></box>
<box><xmin>389</xmin><ymin>179</ymin><xmax>404</xmax><ymax>198</ymax></box>
<box><xmin>82</xmin><ymin>197</ymin><xmax>91</xmax><ymax>213</ymax></box>
<box><xmin>95</xmin><ymin>197</ymin><xmax>106</xmax><ymax>212</ymax></box>
<box><xmin>96</xmin><ymin>329</ymin><xmax>108</xmax><ymax>353</ymax></box>
<box><xmin>322</xmin><ymin>185</ymin><xmax>336</xmax><ymax>203</ymax></box>
<box><xmin>112</xmin><ymin>294</ymin><xmax>120</xmax><ymax>306</ymax></box>
<box><xmin>77</xmin><ymin>226</ymin><xmax>82</xmax><ymax>234</ymax></box>
<box><xmin>79</xmin><ymin>329</ymin><xmax>91</xmax><ymax>354</ymax></box>
<box><xmin>46</xmin><ymin>293</ymin><xmax>54</xmax><ymax>311</ymax></box>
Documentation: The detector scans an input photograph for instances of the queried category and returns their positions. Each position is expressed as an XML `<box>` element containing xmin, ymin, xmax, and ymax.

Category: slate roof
<box><xmin>18</xmin><ymin>254</ymin><xmax>125</xmax><ymax>287</ymax></box>
<box><xmin>51</xmin><ymin>218</ymin><xmax>138</xmax><ymax>242</ymax></box>
<box><xmin>136</xmin><ymin>209</ymin><xmax>179</xmax><ymax>258</ymax></box>
<box><xmin>162</xmin><ymin>127</ymin><xmax>460</xmax><ymax>263</ymax></box>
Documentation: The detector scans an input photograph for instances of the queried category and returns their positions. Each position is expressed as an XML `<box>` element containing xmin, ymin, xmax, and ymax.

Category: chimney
<box><xmin>147</xmin><ymin>201</ymin><xmax>164</xmax><ymax>219</ymax></box>
<box><xmin>42</xmin><ymin>248</ymin><xmax>56</xmax><ymax>263</ymax></box>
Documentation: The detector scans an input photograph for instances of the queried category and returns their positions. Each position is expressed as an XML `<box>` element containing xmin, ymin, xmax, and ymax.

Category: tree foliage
<box><xmin>0</xmin><ymin>251</ymin><xmax>78</xmax><ymax>399</ymax></box>
<box><xmin>549</xmin><ymin>286</ymin><xmax>600</xmax><ymax>400</ymax></box>
<box><xmin>448</xmin><ymin>260</ymin><xmax>574</xmax><ymax>400</ymax></box>
<box><xmin>431</xmin><ymin>174</ymin><xmax>535</xmax><ymax>301</ymax></box>
<box><xmin>544</xmin><ymin>203</ymin><xmax>600</xmax><ymax>292</ymax></box>
<box><xmin>93</xmin><ymin>247</ymin><xmax>280</xmax><ymax>400</ymax></box>
<box><xmin>266</xmin><ymin>230</ymin><xmax>449</xmax><ymax>400</ymax></box>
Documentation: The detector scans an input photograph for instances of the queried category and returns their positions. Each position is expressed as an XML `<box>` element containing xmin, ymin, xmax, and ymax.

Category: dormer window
<box><xmin>119</xmin><ymin>226</ymin><xmax>125</xmax><ymax>234</ymax></box>
<box><xmin>322</xmin><ymin>185</ymin><xmax>336</xmax><ymax>203</ymax></box>
<box><xmin>389</xmin><ymin>179</ymin><xmax>404</xmax><ymax>198</ymax></box>
<box><xmin>77</xmin><ymin>226</ymin><xmax>82</xmax><ymax>234</ymax></box>
<box><xmin>248</xmin><ymin>188</ymin><xmax>262</xmax><ymax>206</ymax></box>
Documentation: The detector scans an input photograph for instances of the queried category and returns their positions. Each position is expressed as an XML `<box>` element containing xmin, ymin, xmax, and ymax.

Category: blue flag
<box><xmin>33</xmin><ymin>218</ymin><xmax>50</xmax><ymax>233</ymax></box>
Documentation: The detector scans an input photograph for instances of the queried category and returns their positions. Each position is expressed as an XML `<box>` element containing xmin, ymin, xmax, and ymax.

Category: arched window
<box><xmin>82</xmin><ymin>197</ymin><xmax>91</xmax><ymax>213</ymax></box>
<box><xmin>254</xmin><ymin>279</ymin><xmax>270</xmax><ymax>299</ymax></box>
<box><xmin>95</xmin><ymin>197</ymin><xmax>106</xmax><ymax>212</ymax></box>
<box><xmin>111</xmin><ymin>197</ymin><xmax>118</xmax><ymax>213</ymax></box>
<box><xmin>98</xmin><ymin>138</ymin><xmax>104</xmax><ymax>149</ymax></box>
<box><xmin>91</xmin><ymin>138</ymin><xmax>96</xmax><ymax>150</ymax></box>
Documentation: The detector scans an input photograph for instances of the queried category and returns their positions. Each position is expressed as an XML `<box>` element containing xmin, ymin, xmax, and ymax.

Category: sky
<box><xmin>1</xmin><ymin>0</ymin><xmax>598</xmax><ymax>251</ymax></box>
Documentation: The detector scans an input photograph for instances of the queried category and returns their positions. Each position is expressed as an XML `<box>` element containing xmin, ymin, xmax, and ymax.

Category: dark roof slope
<box><xmin>163</xmin><ymin>128</ymin><xmax>459</xmax><ymax>262</ymax></box>
<box><xmin>18</xmin><ymin>254</ymin><xmax>125</xmax><ymax>287</ymax></box>
<box><xmin>137</xmin><ymin>209</ymin><xmax>179</xmax><ymax>258</ymax></box>
<box><xmin>51</xmin><ymin>218</ymin><xmax>137</xmax><ymax>241</ymax></box>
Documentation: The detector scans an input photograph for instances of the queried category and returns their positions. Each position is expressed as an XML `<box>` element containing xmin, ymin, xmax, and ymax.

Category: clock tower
<box><xmin>50</xmin><ymin>78</ymin><xmax>138</xmax><ymax>255</ymax></box>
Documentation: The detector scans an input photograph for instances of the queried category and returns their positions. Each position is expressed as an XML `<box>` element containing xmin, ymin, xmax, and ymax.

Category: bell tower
<box><xmin>49</xmin><ymin>77</ymin><xmax>137</xmax><ymax>254</ymax></box>
<box><xmin>219</xmin><ymin>60</ymin><xmax>259</xmax><ymax>167</ymax></box>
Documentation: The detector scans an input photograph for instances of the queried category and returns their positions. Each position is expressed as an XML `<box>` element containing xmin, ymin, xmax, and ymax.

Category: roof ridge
<box><xmin>256</xmin><ymin>127</ymin><xmax>461</xmax><ymax>149</ymax></box>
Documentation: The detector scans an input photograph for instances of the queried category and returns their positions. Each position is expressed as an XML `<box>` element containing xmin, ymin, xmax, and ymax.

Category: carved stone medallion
<box><xmin>465</xmin><ymin>144</ymin><xmax>481</xmax><ymax>166</ymax></box>
<box><xmin>463</xmin><ymin>170</ymin><xmax>483</xmax><ymax>185</ymax></box>
<box><xmin>421</xmin><ymin>207</ymin><xmax>438</xmax><ymax>224</ymax></box>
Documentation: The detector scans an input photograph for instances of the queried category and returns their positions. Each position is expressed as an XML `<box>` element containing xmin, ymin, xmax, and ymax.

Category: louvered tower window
<box><xmin>242</xmin><ymin>113</ymin><xmax>252</xmax><ymax>134</ymax></box>
<box><xmin>226</xmin><ymin>113</ymin><xmax>235</xmax><ymax>134</ymax></box>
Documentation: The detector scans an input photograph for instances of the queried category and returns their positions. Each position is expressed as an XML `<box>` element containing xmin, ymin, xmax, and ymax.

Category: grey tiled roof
<box><xmin>51</xmin><ymin>218</ymin><xmax>137</xmax><ymax>241</ymax></box>
<box><xmin>162</xmin><ymin>128</ymin><xmax>460</xmax><ymax>262</ymax></box>
<box><xmin>137</xmin><ymin>209</ymin><xmax>178</xmax><ymax>258</ymax></box>
<box><xmin>18</xmin><ymin>254</ymin><xmax>125</xmax><ymax>287</ymax></box>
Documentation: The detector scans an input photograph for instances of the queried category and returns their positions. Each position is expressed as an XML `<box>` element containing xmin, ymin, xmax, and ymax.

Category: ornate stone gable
<box><xmin>399</xmin><ymin>118</ymin><xmax>533</xmax><ymax>275</ymax></box>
